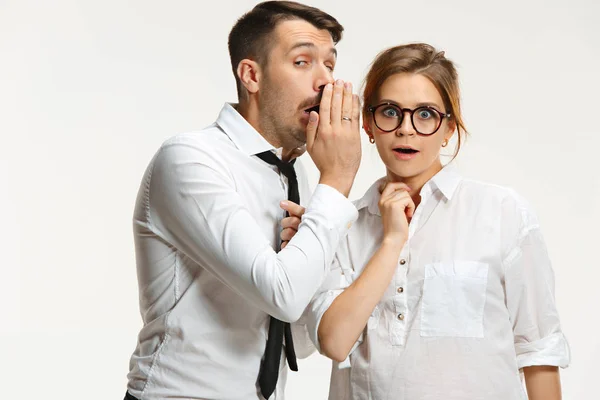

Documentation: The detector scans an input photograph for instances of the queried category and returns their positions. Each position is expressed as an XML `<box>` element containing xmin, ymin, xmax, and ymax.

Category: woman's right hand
<box><xmin>319</xmin><ymin>180</ymin><xmax>415</xmax><ymax>362</ymax></box>
<box><xmin>378</xmin><ymin>181</ymin><xmax>415</xmax><ymax>244</ymax></box>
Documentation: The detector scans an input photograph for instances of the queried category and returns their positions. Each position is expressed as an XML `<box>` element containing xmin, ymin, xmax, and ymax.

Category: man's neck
<box><xmin>235</xmin><ymin>101</ymin><xmax>303</xmax><ymax>162</ymax></box>
<box><xmin>235</xmin><ymin>101</ymin><xmax>259</xmax><ymax>132</ymax></box>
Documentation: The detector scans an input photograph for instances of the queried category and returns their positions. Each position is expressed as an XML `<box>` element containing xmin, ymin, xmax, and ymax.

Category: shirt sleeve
<box><xmin>290</xmin><ymin>315</ymin><xmax>316</xmax><ymax>359</ymax></box>
<box><xmin>288</xmin><ymin>157</ymin><xmax>319</xmax><ymax>359</ymax></box>
<box><xmin>502</xmin><ymin>195</ymin><xmax>570</xmax><ymax>369</ymax></box>
<box><xmin>145</xmin><ymin>139</ymin><xmax>358</xmax><ymax>323</ymax></box>
<box><xmin>305</xmin><ymin>236</ymin><xmax>363</xmax><ymax>368</ymax></box>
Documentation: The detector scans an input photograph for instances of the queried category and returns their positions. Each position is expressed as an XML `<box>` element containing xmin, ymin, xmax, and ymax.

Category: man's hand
<box><xmin>305</xmin><ymin>80</ymin><xmax>361</xmax><ymax>197</ymax></box>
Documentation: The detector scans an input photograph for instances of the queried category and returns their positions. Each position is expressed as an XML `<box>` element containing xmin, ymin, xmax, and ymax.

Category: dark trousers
<box><xmin>124</xmin><ymin>392</ymin><xmax>139</xmax><ymax>400</ymax></box>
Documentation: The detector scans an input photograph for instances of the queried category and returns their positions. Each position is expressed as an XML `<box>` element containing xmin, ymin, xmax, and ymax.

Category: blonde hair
<box><xmin>362</xmin><ymin>43</ymin><xmax>467</xmax><ymax>158</ymax></box>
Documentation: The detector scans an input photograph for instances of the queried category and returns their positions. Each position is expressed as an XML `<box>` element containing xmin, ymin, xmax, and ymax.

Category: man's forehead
<box><xmin>274</xmin><ymin>19</ymin><xmax>335</xmax><ymax>51</ymax></box>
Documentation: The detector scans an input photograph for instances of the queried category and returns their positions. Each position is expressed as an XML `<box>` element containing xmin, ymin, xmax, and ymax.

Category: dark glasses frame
<box><xmin>367</xmin><ymin>102</ymin><xmax>451</xmax><ymax>135</ymax></box>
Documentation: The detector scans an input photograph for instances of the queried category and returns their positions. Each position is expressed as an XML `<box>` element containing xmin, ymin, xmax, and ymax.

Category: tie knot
<box><xmin>255</xmin><ymin>151</ymin><xmax>297</xmax><ymax>181</ymax></box>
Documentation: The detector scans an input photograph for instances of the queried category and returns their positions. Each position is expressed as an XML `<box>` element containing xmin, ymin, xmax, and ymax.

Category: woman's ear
<box><xmin>448</xmin><ymin>118</ymin><xmax>457</xmax><ymax>133</ymax></box>
<box><xmin>444</xmin><ymin>118</ymin><xmax>457</xmax><ymax>142</ymax></box>
<box><xmin>237</xmin><ymin>59</ymin><xmax>261</xmax><ymax>94</ymax></box>
<box><xmin>363</xmin><ymin>117</ymin><xmax>376</xmax><ymax>143</ymax></box>
<box><xmin>362</xmin><ymin>111</ymin><xmax>371</xmax><ymax>133</ymax></box>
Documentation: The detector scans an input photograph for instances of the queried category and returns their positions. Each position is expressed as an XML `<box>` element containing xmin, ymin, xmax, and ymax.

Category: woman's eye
<box><xmin>382</xmin><ymin>108</ymin><xmax>399</xmax><ymax>117</ymax></box>
<box><xmin>418</xmin><ymin>110</ymin><xmax>433</xmax><ymax>119</ymax></box>
<box><xmin>295</xmin><ymin>60</ymin><xmax>308</xmax><ymax>66</ymax></box>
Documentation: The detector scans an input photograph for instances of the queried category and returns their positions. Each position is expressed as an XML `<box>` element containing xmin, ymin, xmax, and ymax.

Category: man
<box><xmin>124</xmin><ymin>2</ymin><xmax>362</xmax><ymax>399</ymax></box>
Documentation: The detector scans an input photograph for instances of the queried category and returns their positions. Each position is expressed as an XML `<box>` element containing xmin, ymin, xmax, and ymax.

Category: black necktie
<box><xmin>255</xmin><ymin>150</ymin><xmax>299</xmax><ymax>399</ymax></box>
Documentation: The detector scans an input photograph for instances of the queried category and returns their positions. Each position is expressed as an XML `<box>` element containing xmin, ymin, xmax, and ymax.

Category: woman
<box><xmin>281</xmin><ymin>43</ymin><xmax>569</xmax><ymax>399</ymax></box>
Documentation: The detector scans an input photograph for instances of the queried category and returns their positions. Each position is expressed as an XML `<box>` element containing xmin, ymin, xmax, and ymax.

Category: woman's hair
<box><xmin>362</xmin><ymin>43</ymin><xmax>467</xmax><ymax>158</ymax></box>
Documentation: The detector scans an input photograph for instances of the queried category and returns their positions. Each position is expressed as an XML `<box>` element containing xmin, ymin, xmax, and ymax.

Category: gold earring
<box><xmin>369</xmin><ymin>135</ymin><xmax>375</xmax><ymax>144</ymax></box>
<box><xmin>442</xmin><ymin>139</ymin><xmax>449</xmax><ymax>147</ymax></box>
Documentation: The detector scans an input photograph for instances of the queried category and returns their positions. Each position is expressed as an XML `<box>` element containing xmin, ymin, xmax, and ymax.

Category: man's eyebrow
<box><xmin>287</xmin><ymin>42</ymin><xmax>337</xmax><ymax>58</ymax></box>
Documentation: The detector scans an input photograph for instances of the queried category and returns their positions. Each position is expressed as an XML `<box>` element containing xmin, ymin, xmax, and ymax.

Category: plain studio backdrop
<box><xmin>2</xmin><ymin>0</ymin><xmax>598</xmax><ymax>398</ymax></box>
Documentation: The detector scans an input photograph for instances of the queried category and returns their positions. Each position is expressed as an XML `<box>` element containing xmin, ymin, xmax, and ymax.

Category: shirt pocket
<box><xmin>420</xmin><ymin>261</ymin><xmax>489</xmax><ymax>338</ymax></box>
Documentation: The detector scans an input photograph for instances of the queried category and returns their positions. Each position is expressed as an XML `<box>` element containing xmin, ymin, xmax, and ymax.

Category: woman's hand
<box><xmin>378</xmin><ymin>181</ymin><xmax>415</xmax><ymax>244</ymax></box>
<box><xmin>279</xmin><ymin>200</ymin><xmax>305</xmax><ymax>249</ymax></box>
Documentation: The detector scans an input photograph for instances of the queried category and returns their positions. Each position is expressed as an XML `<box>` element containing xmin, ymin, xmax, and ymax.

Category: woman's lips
<box><xmin>392</xmin><ymin>148</ymin><xmax>419</xmax><ymax>160</ymax></box>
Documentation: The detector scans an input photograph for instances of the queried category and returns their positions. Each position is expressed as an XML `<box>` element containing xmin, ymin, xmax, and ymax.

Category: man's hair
<box><xmin>228</xmin><ymin>1</ymin><xmax>343</xmax><ymax>99</ymax></box>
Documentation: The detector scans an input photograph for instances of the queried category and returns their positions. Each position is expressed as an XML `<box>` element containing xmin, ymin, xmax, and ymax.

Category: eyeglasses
<box><xmin>367</xmin><ymin>103</ymin><xmax>451</xmax><ymax>135</ymax></box>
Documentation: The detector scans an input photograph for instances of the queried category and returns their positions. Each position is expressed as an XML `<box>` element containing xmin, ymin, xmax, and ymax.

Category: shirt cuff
<box><xmin>290</xmin><ymin>315</ymin><xmax>317</xmax><ymax>359</ymax></box>
<box><xmin>515</xmin><ymin>332</ymin><xmax>571</xmax><ymax>369</ymax></box>
<box><xmin>305</xmin><ymin>184</ymin><xmax>358</xmax><ymax>236</ymax></box>
<box><xmin>307</xmin><ymin>289</ymin><xmax>343</xmax><ymax>354</ymax></box>
<box><xmin>306</xmin><ymin>288</ymin><xmax>363</xmax><ymax>370</ymax></box>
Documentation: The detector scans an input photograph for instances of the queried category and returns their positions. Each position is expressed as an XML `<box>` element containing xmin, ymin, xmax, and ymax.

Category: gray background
<box><xmin>1</xmin><ymin>0</ymin><xmax>598</xmax><ymax>398</ymax></box>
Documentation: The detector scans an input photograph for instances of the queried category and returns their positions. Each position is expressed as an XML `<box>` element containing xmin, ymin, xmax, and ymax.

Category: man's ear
<box><xmin>237</xmin><ymin>59</ymin><xmax>261</xmax><ymax>94</ymax></box>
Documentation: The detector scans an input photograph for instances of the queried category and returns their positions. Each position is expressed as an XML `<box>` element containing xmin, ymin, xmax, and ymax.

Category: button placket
<box><xmin>391</xmin><ymin>184</ymin><xmax>436</xmax><ymax>347</ymax></box>
<box><xmin>391</xmin><ymin>246</ymin><xmax>409</xmax><ymax>346</ymax></box>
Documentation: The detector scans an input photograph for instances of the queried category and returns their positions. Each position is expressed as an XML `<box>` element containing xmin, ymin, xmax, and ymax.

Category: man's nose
<box><xmin>314</xmin><ymin>65</ymin><xmax>334</xmax><ymax>93</ymax></box>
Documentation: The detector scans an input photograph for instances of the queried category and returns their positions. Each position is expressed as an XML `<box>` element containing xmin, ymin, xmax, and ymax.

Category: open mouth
<box><xmin>393</xmin><ymin>148</ymin><xmax>419</xmax><ymax>154</ymax></box>
<box><xmin>304</xmin><ymin>104</ymin><xmax>320</xmax><ymax>114</ymax></box>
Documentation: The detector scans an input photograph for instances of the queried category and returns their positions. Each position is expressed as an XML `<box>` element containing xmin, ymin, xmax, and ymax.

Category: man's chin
<box><xmin>292</xmin><ymin>129</ymin><xmax>307</xmax><ymax>146</ymax></box>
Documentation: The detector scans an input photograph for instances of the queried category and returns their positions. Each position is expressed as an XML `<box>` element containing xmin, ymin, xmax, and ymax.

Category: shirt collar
<box><xmin>216</xmin><ymin>103</ymin><xmax>275</xmax><ymax>156</ymax></box>
<box><xmin>355</xmin><ymin>163</ymin><xmax>463</xmax><ymax>216</ymax></box>
<box><xmin>430</xmin><ymin>163</ymin><xmax>462</xmax><ymax>201</ymax></box>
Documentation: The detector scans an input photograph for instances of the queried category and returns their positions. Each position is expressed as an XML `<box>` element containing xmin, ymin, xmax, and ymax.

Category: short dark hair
<box><xmin>228</xmin><ymin>1</ymin><xmax>343</xmax><ymax>99</ymax></box>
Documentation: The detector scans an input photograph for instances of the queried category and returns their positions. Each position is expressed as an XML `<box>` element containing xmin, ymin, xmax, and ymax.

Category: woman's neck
<box><xmin>386</xmin><ymin>159</ymin><xmax>444</xmax><ymax>208</ymax></box>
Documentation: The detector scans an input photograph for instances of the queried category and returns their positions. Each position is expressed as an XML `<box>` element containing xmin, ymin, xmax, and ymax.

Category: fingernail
<box><xmin>345</xmin><ymin>82</ymin><xmax>351</xmax><ymax>89</ymax></box>
<box><xmin>325</xmin><ymin>83</ymin><xmax>333</xmax><ymax>90</ymax></box>
<box><xmin>280</xmin><ymin>201</ymin><xmax>288</xmax><ymax>207</ymax></box>
<box><xmin>336</xmin><ymin>79</ymin><xmax>343</xmax><ymax>86</ymax></box>
<box><xmin>309</xmin><ymin>112</ymin><xmax>317</xmax><ymax>122</ymax></box>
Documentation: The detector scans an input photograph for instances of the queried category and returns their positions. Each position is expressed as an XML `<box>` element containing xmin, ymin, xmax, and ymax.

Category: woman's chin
<box><xmin>385</xmin><ymin>167</ymin><xmax>415</xmax><ymax>181</ymax></box>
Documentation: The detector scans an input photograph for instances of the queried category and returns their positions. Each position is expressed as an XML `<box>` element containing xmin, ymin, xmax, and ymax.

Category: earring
<box><xmin>442</xmin><ymin>139</ymin><xmax>449</xmax><ymax>147</ymax></box>
<box><xmin>369</xmin><ymin>135</ymin><xmax>375</xmax><ymax>144</ymax></box>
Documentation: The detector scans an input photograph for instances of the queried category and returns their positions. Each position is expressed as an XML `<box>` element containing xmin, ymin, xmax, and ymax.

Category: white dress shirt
<box><xmin>126</xmin><ymin>103</ymin><xmax>358</xmax><ymax>400</ymax></box>
<box><xmin>306</xmin><ymin>165</ymin><xmax>570</xmax><ymax>400</ymax></box>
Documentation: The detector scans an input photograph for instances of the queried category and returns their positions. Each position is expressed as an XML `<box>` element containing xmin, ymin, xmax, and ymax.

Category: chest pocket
<box><xmin>420</xmin><ymin>261</ymin><xmax>489</xmax><ymax>338</ymax></box>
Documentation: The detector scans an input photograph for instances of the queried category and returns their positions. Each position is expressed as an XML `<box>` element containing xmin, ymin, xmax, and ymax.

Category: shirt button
<box><xmin>397</xmin><ymin>313</ymin><xmax>405</xmax><ymax>321</ymax></box>
<box><xmin>397</xmin><ymin>287</ymin><xmax>404</xmax><ymax>293</ymax></box>
<box><xmin>399</xmin><ymin>259</ymin><xmax>406</xmax><ymax>265</ymax></box>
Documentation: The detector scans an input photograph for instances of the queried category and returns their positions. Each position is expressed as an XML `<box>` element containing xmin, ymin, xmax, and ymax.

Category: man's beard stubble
<box><xmin>259</xmin><ymin>96</ymin><xmax>304</xmax><ymax>150</ymax></box>
<box><xmin>259</xmin><ymin>80</ymin><xmax>322</xmax><ymax>151</ymax></box>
